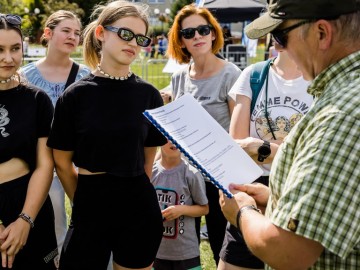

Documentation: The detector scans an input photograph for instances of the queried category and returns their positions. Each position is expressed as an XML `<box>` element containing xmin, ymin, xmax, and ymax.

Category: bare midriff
<box><xmin>78</xmin><ymin>168</ymin><xmax>106</xmax><ymax>175</ymax></box>
<box><xmin>0</xmin><ymin>158</ymin><xmax>30</xmax><ymax>184</ymax></box>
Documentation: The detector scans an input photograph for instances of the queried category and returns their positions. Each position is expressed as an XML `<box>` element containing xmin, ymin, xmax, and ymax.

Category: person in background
<box><xmin>20</xmin><ymin>11</ymin><xmax>90</xmax><ymax>264</ymax></box>
<box><xmin>22</xmin><ymin>36</ymin><xmax>29</xmax><ymax>57</ymax></box>
<box><xmin>157</xmin><ymin>33</ymin><xmax>168</xmax><ymax>58</ymax></box>
<box><xmin>220</xmin><ymin>0</ymin><xmax>360</xmax><ymax>269</ymax></box>
<box><xmin>218</xmin><ymin>45</ymin><xmax>313</xmax><ymax>270</ymax></box>
<box><xmin>0</xmin><ymin>14</ymin><xmax>57</xmax><ymax>269</ymax></box>
<box><xmin>150</xmin><ymin>35</ymin><xmax>157</xmax><ymax>58</ymax></box>
<box><xmin>165</xmin><ymin>3</ymin><xmax>241</xmax><ymax>265</ymax></box>
<box><xmin>222</xmin><ymin>25</ymin><xmax>233</xmax><ymax>52</ymax></box>
<box><xmin>268</xmin><ymin>39</ymin><xmax>278</xmax><ymax>59</ymax></box>
<box><xmin>47</xmin><ymin>1</ymin><xmax>167</xmax><ymax>269</ymax></box>
<box><xmin>151</xmin><ymin>140</ymin><xmax>209</xmax><ymax>270</ymax></box>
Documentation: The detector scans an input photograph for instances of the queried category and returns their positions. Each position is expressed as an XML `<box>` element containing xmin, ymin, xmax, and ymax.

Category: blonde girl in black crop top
<box><xmin>47</xmin><ymin>1</ymin><xmax>166</xmax><ymax>269</ymax></box>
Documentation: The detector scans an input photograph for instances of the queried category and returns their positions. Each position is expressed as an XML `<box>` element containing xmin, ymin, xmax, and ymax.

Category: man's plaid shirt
<box><xmin>266</xmin><ymin>51</ymin><xmax>360</xmax><ymax>269</ymax></box>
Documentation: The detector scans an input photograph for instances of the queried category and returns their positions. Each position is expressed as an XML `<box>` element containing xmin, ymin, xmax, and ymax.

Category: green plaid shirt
<box><xmin>266</xmin><ymin>51</ymin><xmax>360</xmax><ymax>269</ymax></box>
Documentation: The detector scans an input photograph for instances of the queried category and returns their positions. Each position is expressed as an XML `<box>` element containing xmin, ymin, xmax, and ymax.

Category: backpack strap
<box><xmin>249</xmin><ymin>58</ymin><xmax>273</xmax><ymax>114</ymax></box>
<box><xmin>64</xmin><ymin>62</ymin><xmax>80</xmax><ymax>89</ymax></box>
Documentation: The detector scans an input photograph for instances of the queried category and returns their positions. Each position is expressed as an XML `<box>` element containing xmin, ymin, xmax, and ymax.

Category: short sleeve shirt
<box><xmin>151</xmin><ymin>159</ymin><xmax>208</xmax><ymax>260</ymax></box>
<box><xmin>171</xmin><ymin>61</ymin><xmax>241</xmax><ymax>131</ymax></box>
<box><xmin>266</xmin><ymin>51</ymin><xmax>360</xmax><ymax>269</ymax></box>
<box><xmin>47</xmin><ymin>74</ymin><xmax>167</xmax><ymax>177</ymax></box>
<box><xmin>229</xmin><ymin>65</ymin><xmax>312</xmax><ymax>175</ymax></box>
<box><xmin>20</xmin><ymin>62</ymin><xmax>91</xmax><ymax>106</ymax></box>
<box><xmin>0</xmin><ymin>85</ymin><xmax>53</xmax><ymax>171</ymax></box>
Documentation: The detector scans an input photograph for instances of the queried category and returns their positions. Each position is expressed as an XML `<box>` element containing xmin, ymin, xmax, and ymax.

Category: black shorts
<box><xmin>0</xmin><ymin>174</ymin><xmax>58</xmax><ymax>270</ymax></box>
<box><xmin>220</xmin><ymin>223</ymin><xmax>263</xmax><ymax>268</ymax></box>
<box><xmin>153</xmin><ymin>256</ymin><xmax>201</xmax><ymax>270</ymax></box>
<box><xmin>59</xmin><ymin>173</ymin><xmax>163</xmax><ymax>270</ymax></box>
<box><xmin>219</xmin><ymin>176</ymin><xmax>268</xmax><ymax>268</ymax></box>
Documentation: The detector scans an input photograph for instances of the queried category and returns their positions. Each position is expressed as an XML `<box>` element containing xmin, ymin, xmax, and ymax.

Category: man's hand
<box><xmin>229</xmin><ymin>183</ymin><xmax>269</xmax><ymax>213</ymax></box>
<box><xmin>219</xmin><ymin>188</ymin><xmax>256</xmax><ymax>227</ymax></box>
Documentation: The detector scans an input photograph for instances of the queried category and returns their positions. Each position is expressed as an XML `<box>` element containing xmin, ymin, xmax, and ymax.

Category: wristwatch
<box><xmin>257</xmin><ymin>140</ymin><xmax>271</xmax><ymax>162</ymax></box>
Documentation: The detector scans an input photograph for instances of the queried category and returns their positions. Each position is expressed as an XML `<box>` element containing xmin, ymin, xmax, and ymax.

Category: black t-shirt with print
<box><xmin>47</xmin><ymin>74</ymin><xmax>167</xmax><ymax>177</ymax></box>
<box><xmin>0</xmin><ymin>84</ymin><xmax>54</xmax><ymax>171</ymax></box>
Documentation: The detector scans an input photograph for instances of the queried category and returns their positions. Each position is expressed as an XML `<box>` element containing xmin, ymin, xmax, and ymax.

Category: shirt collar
<box><xmin>307</xmin><ymin>50</ymin><xmax>360</xmax><ymax>97</ymax></box>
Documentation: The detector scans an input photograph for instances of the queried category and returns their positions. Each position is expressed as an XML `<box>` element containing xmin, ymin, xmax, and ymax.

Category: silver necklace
<box><xmin>97</xmin><ymin>64</ymin><xmax>132</xmax><ymax>80</ymax></box>
<box><xmin>0</xmin><ymin>77</ymin><xmax>12</xmax><ymax>84</ymax></box>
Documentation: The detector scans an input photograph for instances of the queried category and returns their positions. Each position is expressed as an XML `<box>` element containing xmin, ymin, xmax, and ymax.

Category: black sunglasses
<box><xmin>0</xmin><ymin>14</ymin><xmax>22</xmax><ymax>26</ymax></box>
<box><xmin>272</xmin><ymin>20</ymin><xmax>313</xmax><ymax>47</ymax></box>
<box><xmin>104</xmin><ymin>26</ymin><xmax>151</xmax><ymax>47</ymax></box>
<box><xmin>180</xmin><ymin>25</ymin><xmax>213</xmax><ymax>39</ymax></box>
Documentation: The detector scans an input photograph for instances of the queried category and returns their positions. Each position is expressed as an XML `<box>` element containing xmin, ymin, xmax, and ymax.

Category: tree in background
<box><xmin>69</xmin><ymin>0</ymin><xmax>98</xmax><ymax>25</ymax></box>
<box><xmin>169</xmin><ymin>0</ymin><xmax>193</xmax><ymax>26</ymax></box>
<box><xmin>20</xmin><ymin>0</ymin><xmax>84</xmax><ymax>43</ymax></box>
<box><xmin>0</xmin><ymin>0</ymin><xmax>25</xmax><ymax>14</ymax></box>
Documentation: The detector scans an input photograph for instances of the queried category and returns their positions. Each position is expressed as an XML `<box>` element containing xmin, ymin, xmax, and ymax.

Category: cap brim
<box><xmin>245</xmin><ymin>12</ymin><xmax>283</xmax><ymax>39</ymax></box>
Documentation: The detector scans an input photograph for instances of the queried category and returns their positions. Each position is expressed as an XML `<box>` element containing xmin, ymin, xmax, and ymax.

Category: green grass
<box><xmin>65</xmin><ymin>197</ymin><xmax>216</xmax><ymax>269</ymax></box>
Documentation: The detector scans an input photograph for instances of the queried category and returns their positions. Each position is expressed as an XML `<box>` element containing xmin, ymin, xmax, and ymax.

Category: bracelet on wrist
<box><xmin>236</xmin><ymin>205</ymin><xmax>261</xmax><ymax>230</ymax></box>
<box><xmin>0</xmin><ymin>219</ymin><xmax>3</xmax><ymax>226</ymax></box>
<box><xmin>18</xmin><ymin>213</ymin><xmax>35</xmax><ymax>228</ymax></box>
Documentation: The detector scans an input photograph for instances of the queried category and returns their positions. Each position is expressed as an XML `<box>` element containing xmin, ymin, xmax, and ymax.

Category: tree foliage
<box><xmin>169</xmin><ymin>0</ymin><xmax>193</xmax><ymax>25</ymax></box>
<box><xmin>19</xmin><ymin>0</ymin><xmax>85</xmax><ymax>43</ymax></box>
<box><xmin>43</xmin><ymin>0</ymin><xmax>84</xmax><ymax>17</ymax></box>
<box><xmin>0</xmin><ymin>0</ymin><xmax>26</xmax><ymax>14</ymax></box>
<box><xmin>69</xmin><ymin>0</ymin><xmax>101</xmax><ymax>25</ymax></box>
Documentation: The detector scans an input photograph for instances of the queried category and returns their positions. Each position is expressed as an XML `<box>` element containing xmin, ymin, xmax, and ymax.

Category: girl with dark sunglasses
<box><xmin>165</xmin><ymin>4</ymin><xmax>241</xmax><ymax>267</ymax></box>
<box><xmin>0</xmin><ymin>14</ymin><xmax>58</xmax><ymax>269</ymax></box>
<box><xmin>46</xmin><ymin>1</ymin><xmax>166</xmax><ymax>269</ymax></box>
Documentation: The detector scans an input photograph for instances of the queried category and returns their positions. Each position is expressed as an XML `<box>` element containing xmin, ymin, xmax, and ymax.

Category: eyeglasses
<box><xmin>0</xmin><ymin>14</ymin><xmax>22</xmax><ymax>26</ymax></box>
<box><xmin>104</xmin><ymin>26</ymin><xmax>151</xmax><ymax>47</ymax></box>
<box><xmin>180</xmin><ymin>25</ymin><xmax>213</xmax><ymax>39</ymax></box>
<box><xmin>271</xmin><ymin>20</ymin><xmax>313</xmax><ymax>48</ymax></box>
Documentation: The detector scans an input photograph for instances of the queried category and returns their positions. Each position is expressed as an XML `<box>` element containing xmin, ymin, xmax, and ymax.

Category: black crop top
<box><xmin>0</xmin><ymin>84</ymin><xmax>54</xmax><ymax>171</ymax></box>
<box><xmin>47</xmin><ymin>74</ymin><xmax>167</xmax><ymax>177</ymax></box>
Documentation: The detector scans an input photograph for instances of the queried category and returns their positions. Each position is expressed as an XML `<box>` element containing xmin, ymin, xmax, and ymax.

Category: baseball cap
<box><xmin>245</xmin><ymin>0</ymin><xmax>360</xmax><ymax>39</ymax></box>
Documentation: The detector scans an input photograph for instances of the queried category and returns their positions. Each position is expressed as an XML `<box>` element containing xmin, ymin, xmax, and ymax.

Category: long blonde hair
<box><xmin>83</xmin><ymin>0</ymin><xmax>150</xmax><ymax>69</ymax></box>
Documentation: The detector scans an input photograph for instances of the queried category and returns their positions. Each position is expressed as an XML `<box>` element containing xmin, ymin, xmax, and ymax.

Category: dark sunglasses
<box><xmin>0</xmin><ymin>14</ymin><xmax>22</xmax><ymax>26</ymax></box>
<box><xmin>104</xmin><ymin>26</ymin><xmax>151</xmax><ymax>47</ymax></box>
<box><xmin>180</xmin><ymin>25</ymin><xmax>213</xmax><ymax>39</ymax></box>
<box><xmin>272</xmin><ymin>20</ymin><xmax>313</xmax><ymax>47</ymax></box>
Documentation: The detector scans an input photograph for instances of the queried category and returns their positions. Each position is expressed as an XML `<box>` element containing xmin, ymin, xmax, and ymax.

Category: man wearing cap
<box><xmin>220</xmin><ymin>0</ymin><xmax>360</xmax><ymax>269</ymax></box>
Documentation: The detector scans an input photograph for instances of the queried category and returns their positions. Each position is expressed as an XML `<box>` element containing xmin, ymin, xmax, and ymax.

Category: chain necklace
<box><xmin>97</xmin><ymin>64</ymin><xmax>132</xmax><ymax>80</ymax></box>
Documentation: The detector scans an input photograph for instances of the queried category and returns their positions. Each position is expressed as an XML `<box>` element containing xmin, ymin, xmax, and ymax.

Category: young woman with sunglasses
<box><xmin>46</xmin><ymin>1</ymin><xmax>166</xmax><ymax>269</ymax></box>
<box><xmin>19</xmin><ymin>10</ymin><xmax>90</xmax><ymax>265</ymax></box>
<box><xmin>0</xmin><ymin>14</ymin><xmax>58</xmax><ymax>269</ymax></box>
<box><xmin>166</xmin><ymin>4</ymin><xmax>241</xmax><ymax>266</ymax></box>
<box><xmin>218</xmin><ymin>41</ymin><xmax>313</xmax><ymax>270</ymax></box>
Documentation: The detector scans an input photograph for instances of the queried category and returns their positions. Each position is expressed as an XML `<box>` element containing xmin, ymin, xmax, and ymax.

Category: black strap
<box><xmin>64</xmin><ymin>62</ymin><xmax>79</xmax><ymax>89</ymax></box>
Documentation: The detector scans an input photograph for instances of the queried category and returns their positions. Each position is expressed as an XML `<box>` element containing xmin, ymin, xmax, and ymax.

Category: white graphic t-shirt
<box><xmin>229</xmin><ymin>64</ymin><xmax>313</xmax><ymax>175</ymax></box>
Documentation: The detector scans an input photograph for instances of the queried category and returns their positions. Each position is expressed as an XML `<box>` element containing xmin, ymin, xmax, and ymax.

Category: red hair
<box><xmin>167</xmin><ymin>4</ymin><xmax>224</xmax><ymax>64</ymax></box>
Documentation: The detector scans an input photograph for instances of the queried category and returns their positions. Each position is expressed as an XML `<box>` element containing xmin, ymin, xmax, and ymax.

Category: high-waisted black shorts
<box><xmin>0</xmin><ymin>174</ymin><xmax>58</xmax><ymax>270</ymax></box>
<box><xmin>59</xmin><ymin>173</ymin><xmax>163</xmax><ymax>270</ymax></box>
